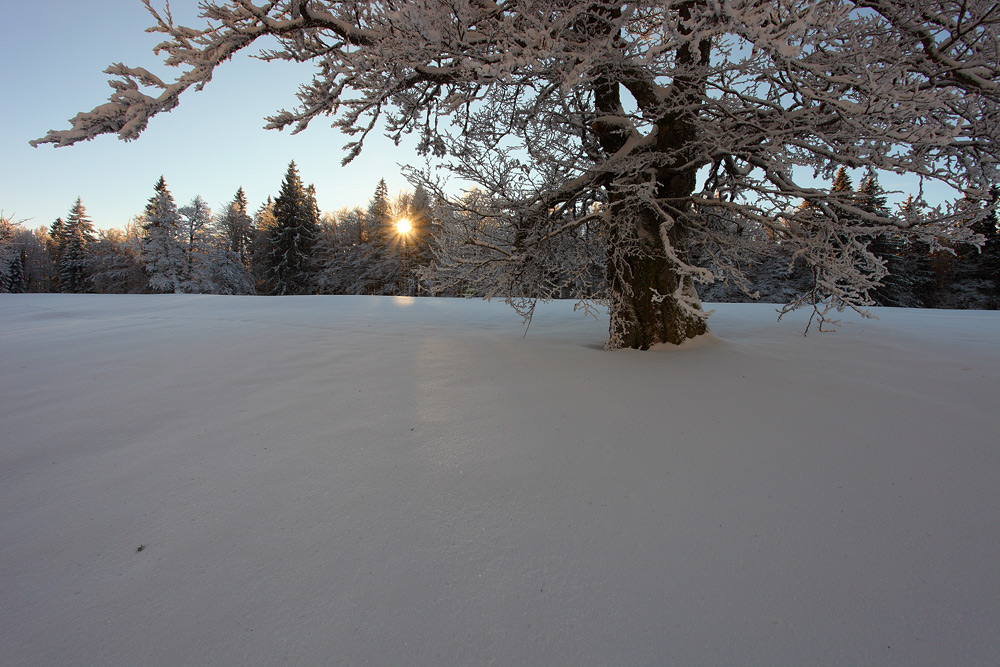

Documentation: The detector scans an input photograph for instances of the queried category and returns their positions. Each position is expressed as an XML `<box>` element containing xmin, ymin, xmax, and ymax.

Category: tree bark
<box><xmin>606</xmin><ymin>196</ymin><xmax>707</xmax><ymax>349</ymax></box>
<box><xmin>591</xmin><ymin>0</ymin><xmax>711</xmax><ymax>348</ymax></box>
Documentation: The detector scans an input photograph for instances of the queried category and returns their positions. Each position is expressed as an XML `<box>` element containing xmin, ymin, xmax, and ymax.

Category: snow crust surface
<box><xmin>1</xmin><ymin>295</ymin><xmax>998</xmax><ymax>665</ymax></box>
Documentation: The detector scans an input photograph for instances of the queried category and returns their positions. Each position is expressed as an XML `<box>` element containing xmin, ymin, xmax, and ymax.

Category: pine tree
<box><xmin>263</xmin><ymin>161</ymin><xmax>318</xmax><ymax>295</ymax></box>
<box><xmin>406</xmin><ymin>184</ymin><xmax>433</xmax><ymax>248</ymax></box>
<box><xmin>59</xmin><ymin>198</ymin><xmax>96</xmax><ymax>293</ymax></box>
<box><xmin>141</xmin><ymin>176</ymin><xmax>186</xmax><ymax>293</ymax></box>
<box><xmin>353</xmin><ymin>179</ymin><xmax>396</xmax><ymax>294</ymax></box>
<box><xmin>847</xmin><ymin>171</ymin><xmax>902</xmax><ymax>305</ymax></box>
<box><xmin>306</xmin><ymin>184</ymin><xmax>321</xmax><ymax>239</ymax></box>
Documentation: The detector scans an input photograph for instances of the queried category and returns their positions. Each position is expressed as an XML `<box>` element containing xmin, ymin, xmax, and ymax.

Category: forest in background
<box><xmin>2</xmin><ymin>163</ymin><xmax>998</xmax><ymax>310</ymax></box>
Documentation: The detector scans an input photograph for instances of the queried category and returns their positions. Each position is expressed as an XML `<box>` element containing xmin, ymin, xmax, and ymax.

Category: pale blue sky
<box><xmin>2</xmin><ymin>2</ymin><xmax>959</xmax><ymax>233</ymax></box>
<box><xmin>1</xmin><ymin>1</ymin><xmax>422</xmax><ymax>231</ymax></box>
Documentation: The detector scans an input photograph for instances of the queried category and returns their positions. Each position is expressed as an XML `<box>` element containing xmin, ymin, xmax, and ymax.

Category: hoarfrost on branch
<box><xmin>33</xmin><ymin>0</ymin><xmax>999</xmax><ymax>347</ymax></box>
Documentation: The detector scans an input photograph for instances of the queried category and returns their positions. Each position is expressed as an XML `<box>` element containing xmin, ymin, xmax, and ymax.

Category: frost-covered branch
<box><xmin>32</xmin><ymin>0</ymin><xmax>1000</xmax><ymax>347</ymax></box>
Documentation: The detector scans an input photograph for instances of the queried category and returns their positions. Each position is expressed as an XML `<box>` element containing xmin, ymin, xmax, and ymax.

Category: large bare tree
<box><xmin>33</xmin><ymin>0</ymin><xmax>999</xmax><ymax>347</ymax></box>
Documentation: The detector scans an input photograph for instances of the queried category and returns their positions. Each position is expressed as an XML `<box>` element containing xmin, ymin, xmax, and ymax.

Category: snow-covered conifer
<box><xmin>831</xmin><ymin>168</ymin><xmax>854</xmax><ymax>195</ymax></box>
<box><xmin>262</xmin><ymin>162</ymin><xmax>318</xmax><ymax>295</ymax></box>
<box><xmin>141</xmin><ymin>177</ymin><xmax>186</xmax><ymax>294</ymax></box>
<box><xmin>59</xmin><ymin>198</ymin><xmax>96</xmax><ymax>293</ymax></box>
<box><xmin>177</xmin><ymin>195</ymin><xmax>217</xmax><ymax>292</ymax></box>
<box><xmin>46</xmin><ymin>217</ymin><xmax>65</xmax><ymax>287</ymax></box>
<box><xmin>88</xmin><ymin>225</ymin><xmax>148</xmax><ymax>294</ymax></box>
<box><xmin>217</xmin><ymin>188</ymin><xmax>254</xmax><ymax>269</ymax></box>
<box><xmin>368</xmin><ymin>179</ymin><xmax>391</xmax><ymax>244</ymax></box>
<box><xmin>0</xmin><ymin>213</ymin><xmax>19</xmax><ymax>293</ymax></box>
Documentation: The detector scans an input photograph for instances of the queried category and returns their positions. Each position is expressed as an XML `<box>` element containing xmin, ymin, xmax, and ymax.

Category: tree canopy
<box><xmin>33</xmin><ymin>0</ymin><xmax>999</xmax><ymax>347</ymax></box>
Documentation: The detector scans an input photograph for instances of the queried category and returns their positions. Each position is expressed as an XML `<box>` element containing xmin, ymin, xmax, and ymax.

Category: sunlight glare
<box><xmin>396</xmin><ymin>218</ymin><xmax>412</xmax><ymax>235</ymax></box>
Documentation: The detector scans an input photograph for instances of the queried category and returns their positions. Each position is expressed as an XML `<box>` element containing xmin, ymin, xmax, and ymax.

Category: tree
<box><xmin>250</xmin><ymin>196</ymin><xmax>276</xmax><ymax>290</ymax></box>
<box><xmin>7</xmin><ymin>226</ymin><xmax>54</xmax><ymax>292</ymax></box>
<box><xmin>368</xmin><ymin>179</ymin><xmax>391</xmax><ymax>244</ymax></box>
<box><xmin>358</xmin><ymin>179</ymin><xmax>409</xmax><ymax>295</ymax></box>
<box><xmin>33</xmin><ymin>0</ymin><xmax>1000</xmax><ymax>347</ymax></box>
<box><xmin>178</xmin><ymin>195</ymin><xmax>215</xmax><ymax>291</ymax></box>
<box><xmin>396</xmin><ymin>185</ymin><xmax>436</xmax><ymax>295</ymax></box>
<box><xmin>141</xmin><ymin>176</ymin><xmax>186</xmax><ymax>293</ymax></box>
<box><xmin>217</xmin><ymin>187</ymin><xmax>255</xmax><ymax>269</ymax></box>
<box><xmin>314</xmin><ymin>206</ymin><xmax>371</xmax><ymax>295</ymax></box>
<box><xmin>831</xmin><ymin>167</ymin><xmax>854</xmax><ymax>196</ymax></box>
<box><xmin>262</xmin><ymin>161</ymin><xmax>318</xmax><ymax>295</ymax></box>
<box><xmin>7</xmin><ymin>247</ymin><xmax>26</xmax><ymax>293</ymax></box>
<box><xmin>851</xmin><ymin>172</ymin><xmax>900</xmax><ymax>305</ymax></box>
<box><xmin>59</xmin><ymin>198</ymin><xmax>96</xmax><ymax>293</ymax></box>
<box><xmin>980</xmin><ymin>206</ymin><xmax>1000</xmax><ymax>306</ymax></box>
<box><xmin>0</xmin><ymin>212</ymin><xmax>23</xmax><ymax>293</ymax></box>
<box><xmin>88</xmin><ymin>224</ymin><xmax>149</xmax><ymax>294</ymax></box>
<box><xmin>46</xmin><ymin>217</ymin><xmax>65</xmax><ymax>291</ymax></box>
<box><xmin>938</xmin><ymin>194</ymin><xmax>1000</xmax><ymax>308</ymax></box>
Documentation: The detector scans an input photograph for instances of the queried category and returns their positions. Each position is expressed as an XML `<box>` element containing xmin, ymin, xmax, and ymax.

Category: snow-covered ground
<box><xmin>2</xmin><ymin>294</ymin><xmax>998</xmax><ymax>665</ymax></box>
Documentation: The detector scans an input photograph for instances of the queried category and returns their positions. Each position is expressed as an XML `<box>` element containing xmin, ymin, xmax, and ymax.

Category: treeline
<box><xmin>2</xmin><ymin>164</ymin><xmax>998</xmax><ymax>309</ymax></box>
<box><xmin>697</xmin><ymin>169</ymin><xmax>1000</xmax><ymax>309</ymax></box>
<box><xmin>0</xmin><ymin>162</ymin><xmax>438</xmax><ymax>298</ymax></box>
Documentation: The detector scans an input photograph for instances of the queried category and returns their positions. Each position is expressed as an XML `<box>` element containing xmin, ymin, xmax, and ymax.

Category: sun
<box><xmin>395</xmin><ymin>218</ymin><xmax>412</xmax><ymax>235</ymax></box>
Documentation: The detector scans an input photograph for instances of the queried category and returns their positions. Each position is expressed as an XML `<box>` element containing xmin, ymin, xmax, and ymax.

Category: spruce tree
<box><xmin>178</xmin><ymin>195</ymin><xmax>215</xmax><ymax>292</ymax></box>
<box><xmin>46</xmin><ymin>217</ymin><xmax>65</xmax><ymax>291</ymax></box>
<box><xmin>0</xmin><ymin>215</ymin><xmax>22</xmax><ymax>293</ymax></box>
<box><xmin>368</xmin><ymin>178</ymin><xmax>391</xmax><ymax>244</ymax></box>
<box><xmin>881</xmin><ymin>195</ymin><xmax>937</xmax><ymax>307</ymax></box>
<box><xmin>831</xmin><ymin>166</ymin><xmax>854</xmax><ymax>194</ymax></box>
<box><xmin>851</xmin><ymin>172</ymin><xmax>902</xmax><ymax>306</ymax></box>
<box><xmin>983</xmin><ymin>207</ymin><xmax>1000</xmax><ymax>306</ymax></box>
<box><xmin>7</xmin><ymin>248</ymin><xmax>26</xmax><ymax>293</ymax></box>
<box><xmin>952</xmin><ymin>198</ymin><xmax>1000</xmax><ymax>307</ymax></box>
<box><xmin>406</xmin><ymin>183</ymin><xmax>433</xmax><ymax>249</ymax></box>
<box><xmin>141</xmin><ymin>176</ymin><xmax>186</xmax><ymax>293</ymax></box>
<box><xmin>856</xmin><ymin>171</ymin><xmax>889</xmax><ymax>217</ymax></box>
<box><xmin>59</xmin><ymin>198</ymin><xmax>96</xmax><ymax>293</ymax></box>
<box><xmin>218</xmin><ymin>187</ymin><xmax>254</xmax><ymax>269</ymax></box>
<box><xmin>263</xmin><ymin>161</ymin><xmax>318</xmax><ymax>295</ymax></box>
<box><xmin>306</xmin><ymin>184</ymin><xmax>321</xmax><ymax>239</ymax></box>
<box><xmin>250</xmin><ymin>196</ymin><xmax>276</xmax><ymax>290</ymax></box>
<box><xmin>395</xmin><ymin>187</ymin><xmax>435</xmax><ymax>295</ymax></box>
<box><xmin>355</xmin><ymin>178</ymin><xmax>397</xmax><ymax>294</ymax></box>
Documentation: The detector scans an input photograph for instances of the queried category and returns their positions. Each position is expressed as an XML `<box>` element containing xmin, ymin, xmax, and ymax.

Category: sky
<box><xmin>0</xmin><ymin>1</ymin><xmax>426</xmax><ymax>231</ymax></box>
<box><xmin>1</xmin><ymin>2</ymin><xmax>962</xmax><ymax>233</ymax></box>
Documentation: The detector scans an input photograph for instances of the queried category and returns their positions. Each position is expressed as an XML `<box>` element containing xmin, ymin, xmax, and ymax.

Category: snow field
<box><xmin>1</xmin><ymin>295</ymin><xmax>998</xmax><ymax>665</ymax></box>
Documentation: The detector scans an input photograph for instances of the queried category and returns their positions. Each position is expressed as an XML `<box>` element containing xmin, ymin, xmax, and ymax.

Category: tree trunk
<box><xmin>587</xmin><ymin>0</ymin><xmax>712</xmax><ymax>348</ymax></box>
<box><xmin>606</xmin><ymin>200</ymin><xmax>707</xmax><ymax>349</ymax></box>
